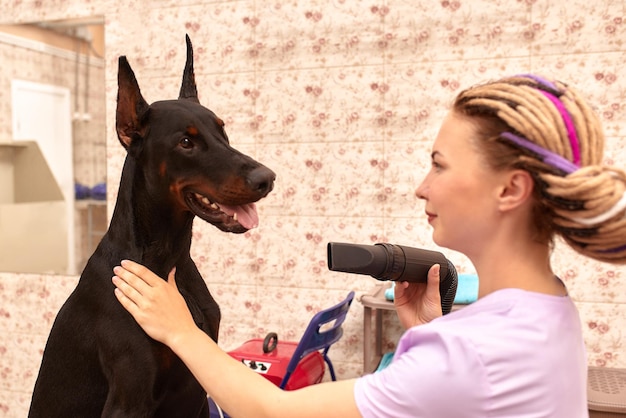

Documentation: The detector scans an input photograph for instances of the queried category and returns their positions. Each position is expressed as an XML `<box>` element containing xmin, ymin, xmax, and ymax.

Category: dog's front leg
<box><xmin>98</xmin><ymin>325</ymin><xmax>163</xmax><ymax>417</ymax></box>
<box><xmin>100</xmin><ymin>331</ymin><xmax>208</xmax><ymax>418</ymax></box>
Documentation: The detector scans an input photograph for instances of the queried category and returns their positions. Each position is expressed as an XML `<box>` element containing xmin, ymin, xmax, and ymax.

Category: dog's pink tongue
<box><xmin>219</xmin><ymin>203</ymin><xmax>259</xmax><ymax>229</ymax></box>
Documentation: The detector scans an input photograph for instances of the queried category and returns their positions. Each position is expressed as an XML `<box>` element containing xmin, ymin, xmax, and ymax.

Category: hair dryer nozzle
<box><xmin>327</xmin><ymin>242</ymin><xmax>448</xmax><ymax>282</ymax></box>
<box><xmin>327</xmin><ymin>242</ymin><xmax>389</xmax><ymax>279</ymax></box>
<box><xmin>327</xmin><ymin>242</ymin><xmax>458</xmax><ymax>314</ymax></box>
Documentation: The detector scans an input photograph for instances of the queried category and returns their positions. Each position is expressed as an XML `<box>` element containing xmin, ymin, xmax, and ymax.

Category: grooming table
<box><xmin>360</xmin><ymin>284</ymin><xmax>398</xmax><ymax>374</ymax></box>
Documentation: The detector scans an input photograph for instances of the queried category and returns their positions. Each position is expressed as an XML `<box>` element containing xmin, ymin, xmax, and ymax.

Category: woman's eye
<box><xmin>179</xmin><ymin>137</ymin><xmax>193</xmax><ymax>149</ymax></box>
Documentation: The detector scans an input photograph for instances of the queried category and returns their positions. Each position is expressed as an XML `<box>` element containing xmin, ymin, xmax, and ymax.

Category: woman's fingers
<box><xmin>112</xmin><ymin>278</ymin><xmax>145</xmax><ymax>324</ymax></box>
<box><xmin>112</xmin><ymin>270</ymin><xmax>143</xmax><ymax>308</ymax></box>
<box><xmin>112</xmin><ymin>262</ymin><xmax>178</xmax><ymax>308</ymax></box>
<box><xmin>426</xmin><ymin>264</ymin><xmax>441</xmax><ymax>301</ymax></box>
<box><xmin>112</xmin><ymin>260</ymin><xmax>162</xmax><ymax>310</ymax></box>
<box><xmin>120</xmin><ymin>259</ymin><xmax>162</xmax><ymax>287</ymax></box>
<box><xmin>113</xmin><ymin>286</ymin><xmax>137</xmax><ymax>311</ymax></box>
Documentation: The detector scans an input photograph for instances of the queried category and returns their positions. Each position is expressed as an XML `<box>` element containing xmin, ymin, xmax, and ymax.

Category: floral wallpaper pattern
<box><xmin>1</xmin><ymin>0</ymin><xmax>625</xmax><ymax>416</ymax></box>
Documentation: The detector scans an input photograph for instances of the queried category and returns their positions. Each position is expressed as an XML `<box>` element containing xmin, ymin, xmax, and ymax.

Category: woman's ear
<box><xmin>498</xmin><ymin>169</ymin><xmax>535</xmax><ymax>212</ymax></box>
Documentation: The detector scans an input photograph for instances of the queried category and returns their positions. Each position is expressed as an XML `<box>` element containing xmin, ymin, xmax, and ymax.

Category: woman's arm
<box><xmin>112</xmin><ymin>261</ymin><xmax>361</xmax><ymax>418</ymax></box>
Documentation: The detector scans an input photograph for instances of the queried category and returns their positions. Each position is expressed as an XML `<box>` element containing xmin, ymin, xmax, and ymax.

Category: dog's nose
<box><xmin>247</xmin><ymin>166</ymin><xmax>276</xmax><ymax>197</ymax></box>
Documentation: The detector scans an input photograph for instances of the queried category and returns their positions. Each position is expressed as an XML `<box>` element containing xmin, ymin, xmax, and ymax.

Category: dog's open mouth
<box><xmin>185</xmin><ymin>192</ymin><xmax>259</xmax><ymax>233</ymax></box>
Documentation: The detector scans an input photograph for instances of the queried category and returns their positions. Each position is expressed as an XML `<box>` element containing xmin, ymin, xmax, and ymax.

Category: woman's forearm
<box><xmin>170</xmin><ymin>327</ymin><xmax>360</xmax><ymax>418</ymax></box>
<box><xmin>171</xmin><ymin>327</ymin><xmax>281</xmax><ymax>417</ymax></box>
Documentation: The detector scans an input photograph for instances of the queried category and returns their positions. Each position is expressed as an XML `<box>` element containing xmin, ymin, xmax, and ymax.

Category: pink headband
<box><xmin>538</xmin><ymin>90</ymin><xmax>581</xmax><ymax>166</ymax></box>
<box><xmin>508</xmin><ymin>74</ymin><xmax>582</xmax><ymax>170</ymax></box>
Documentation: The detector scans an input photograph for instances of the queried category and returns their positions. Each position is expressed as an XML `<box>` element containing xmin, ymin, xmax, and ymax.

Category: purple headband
<box><xmin>515</xmin><ymin>74</ymin><xmax>582</xmax><ymax>166</ymax></box>
<box><xmin>598</xmin><ymin>243</ymin><xmax>626</xmax><ymax>254</ymax></box>
<box><xmin>518</xmin><ymin>74</ymin><xmax>559</xmax><ymax>92</ymax></box>
<box><xmin>500</xmin><ymin>132</ymin><xmax>579</xmax><ymax>174</ymax></box>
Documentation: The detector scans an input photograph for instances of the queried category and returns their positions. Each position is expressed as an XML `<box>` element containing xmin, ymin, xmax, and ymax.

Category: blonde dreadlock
<box><xmin>453</xmin><ymin>74</ymin><xmax>626</xmax><ymax>264</ymax></box>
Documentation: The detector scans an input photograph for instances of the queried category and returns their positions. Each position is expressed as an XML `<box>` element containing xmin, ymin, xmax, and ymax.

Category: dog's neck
<box><xmin>105</xmin><ymin>156</ymin><xmax>194</xmax><ymax>275</ymax></box>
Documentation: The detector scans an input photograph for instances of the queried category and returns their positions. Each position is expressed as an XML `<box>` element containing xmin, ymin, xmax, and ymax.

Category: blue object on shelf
<box><xmin>376</xmin><ymin>351</ymin><xmax>395</xmax><ymax>372</ymax></box>
<box><xmin>384</xmin><ymin>273</ymin><xmax>479</xmax><ymax>305</ymax></box>
<box><xmin>454</xmin><ymin>274</ymin><xmax>479</xmax><ymax>304</ymax></box>
<box><xmin>75</xmin><ymin>182</ymin><xmax>91</xmax><ymax>200</ymax></box>
<box><xmin>91</xmin><ymin>182</ymin><xmax>106</xmax><ymax>200</ymax></box>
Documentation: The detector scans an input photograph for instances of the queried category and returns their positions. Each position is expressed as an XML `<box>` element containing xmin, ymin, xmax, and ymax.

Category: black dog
<box><xmin>28</xmin><ymin>35</ymin><xmax>275</xmax><ymax>417</ymax></box>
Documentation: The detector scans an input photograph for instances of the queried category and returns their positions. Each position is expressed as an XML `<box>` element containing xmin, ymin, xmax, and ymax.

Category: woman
<box><xmin>112</xmin><ymin>74</ymin><xmax>626</xmax><ymax>417</ymax></box>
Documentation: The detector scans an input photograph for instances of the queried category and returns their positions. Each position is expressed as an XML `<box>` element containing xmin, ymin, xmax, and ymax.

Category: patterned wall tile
<box><xmin>578</xmin><ymin>301</ymin><xmax>625</xmax><ymax>368</ymax></box>
<box><xmin>531</xmin><ymin>0</ymin><xmax>626</xmax><ymax>55</ymax></box>
<box><xmin>255</xmin><ymin>0</ymin><xmax>385</xmax><ymax>70</ymax></box>
<box><xmin>383</xmin><ymin>0</ymin><xmax>533</xmax><ymax>63</ymax></box>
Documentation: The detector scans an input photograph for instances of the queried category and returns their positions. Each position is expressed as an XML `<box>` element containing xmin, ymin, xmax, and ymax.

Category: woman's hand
<box><xmin>112</xmin><ymin>260</ymin><xmax>197</xmax><ymax>348</ymax></box>
<box><xmin>394</xmin><ymin>263</ymin><xmax>443</xmax><ymax>328</ymax></box>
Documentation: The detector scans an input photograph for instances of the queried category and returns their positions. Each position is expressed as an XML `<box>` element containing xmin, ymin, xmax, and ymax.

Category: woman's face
<box><xmin>416</xmin><ymin>111</ymin><xmax>504</xmax><ymax>255</ymax></box>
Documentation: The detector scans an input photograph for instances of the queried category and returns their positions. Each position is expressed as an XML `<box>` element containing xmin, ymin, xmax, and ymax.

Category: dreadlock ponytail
<box><xmin>453</xmin><ymin>74</ymin><xmax>626</xmax><ymax>264</ymax></box>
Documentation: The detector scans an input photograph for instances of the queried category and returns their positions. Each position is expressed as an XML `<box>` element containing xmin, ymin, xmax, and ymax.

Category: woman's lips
<box><xmin>426</xmin><ymin>211</ymin><xmax>436</xmax><ymax>223</ymax></box>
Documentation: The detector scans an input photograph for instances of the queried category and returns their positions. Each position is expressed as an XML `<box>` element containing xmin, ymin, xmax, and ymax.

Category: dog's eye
<box><xmin>179</xmin><ymin>137</ymin><xmax>193</xmax><ymax>149</ymax></box>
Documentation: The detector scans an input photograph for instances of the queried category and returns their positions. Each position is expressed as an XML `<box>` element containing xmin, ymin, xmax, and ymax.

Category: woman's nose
<box><xmin>415</xmin><ymin>182</ymin><xmax>428</xmax><ymax>200</ymax></box>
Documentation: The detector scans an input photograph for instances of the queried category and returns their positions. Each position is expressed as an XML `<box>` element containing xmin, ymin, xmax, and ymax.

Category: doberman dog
<box><xmin>28</xmin><ymin>35</ymin><xmax>275</xmax><ymax>417</ymax></box>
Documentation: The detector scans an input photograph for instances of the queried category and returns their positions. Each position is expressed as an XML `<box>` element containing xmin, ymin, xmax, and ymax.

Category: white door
<box><xmin>11</xmin><ymin>80</ymin><xmax>75</xmax><ymax>274</ymax></box>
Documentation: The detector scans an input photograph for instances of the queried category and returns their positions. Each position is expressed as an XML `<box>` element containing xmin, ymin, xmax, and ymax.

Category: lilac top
<box><xmin>354</xmin><ymin>288</ymin><xmax>588</xmax><ymax>417</ymax></box>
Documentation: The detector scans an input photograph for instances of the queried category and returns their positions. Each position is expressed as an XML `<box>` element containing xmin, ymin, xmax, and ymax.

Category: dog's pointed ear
<box><xmin>116</xmin><ymin>56</ymin><xmax>150</xmax><ymax>150</ymax></box>
<box><xmin>178</xmin><ymin>34</ymin><xmax>200</xmax><ymax>103</ymax></box>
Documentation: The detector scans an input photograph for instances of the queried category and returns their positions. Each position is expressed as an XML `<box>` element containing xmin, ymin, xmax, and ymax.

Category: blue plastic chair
<box><xmin>208</xmin><ymin>291</ymin><xmax>355</xmax><ymax>417</ymax></box>
<box><xmin>279</xmin><ymin>290</ymin><xmax>355</xmax><ymax>388</ymax></box>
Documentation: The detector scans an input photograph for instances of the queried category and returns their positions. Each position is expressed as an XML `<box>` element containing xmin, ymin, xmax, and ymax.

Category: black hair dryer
<box><xmin>327</xmin><ymin>242</ymin><xmax>458</xmax><ymax>315</ymax></box>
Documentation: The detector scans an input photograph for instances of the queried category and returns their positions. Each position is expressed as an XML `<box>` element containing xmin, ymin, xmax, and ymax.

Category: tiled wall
<box><xmin>1</xmin><ymin>1</ymin><xmax>625</xmax><ymax>416</ymax></box>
